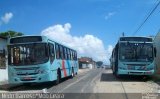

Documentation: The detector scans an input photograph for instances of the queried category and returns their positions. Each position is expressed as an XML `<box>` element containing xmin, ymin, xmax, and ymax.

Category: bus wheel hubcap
<box><xmin>72</xmin><ymin>72</ymin><xmax>73</xmax><ymax>77</ymax></box>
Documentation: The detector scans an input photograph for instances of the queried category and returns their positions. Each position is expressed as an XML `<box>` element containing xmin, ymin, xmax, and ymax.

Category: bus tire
<box><xmin>115</xmin><ymin>70</ymin><xmax>121</xmax><ymax>78</ymax></box>
<box><xmin>115</xmin><ymin>72</ymin><xmax>119</xmax><ymax>78</ymax></box>
<box><xmin>56</xmin><ymin>70</ymin><xmax>61</xmax><ymax>85</ymax></box>
<box><xmin>113</xmin><ymin>72</ymin><xmax>115</xmax><ymax>75</ymax></box>
<box><xmin>71</xmin><ymin>68</ymin><xmax>75</xmax><ymax>78</ymax></box>
<box><xmin>113</xmin><ymin>69</ymin><xmax>115</xmax><ymax>75</ymax></box>
<box><xmin>115</xmin><ymin>67</ymin><xmax>120</xmax><ymax>78</ymax></box>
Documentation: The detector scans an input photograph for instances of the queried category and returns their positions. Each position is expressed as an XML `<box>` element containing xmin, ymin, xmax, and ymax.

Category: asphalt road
<box><xmin>48</xmin><ymin>68</ymin><xmax>103</xmax><ymax>93</ymax></box>
<box><xmin>1</xmin><ymin>68</ymin><xmax>160</xmax><ymax>99</ymax></box>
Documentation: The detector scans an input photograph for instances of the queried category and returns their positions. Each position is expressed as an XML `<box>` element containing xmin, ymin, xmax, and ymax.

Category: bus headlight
<box><xmin>146</xmin><ymin>67</ymin><xmax>154</xmax><ymax>70</ymax></box>
<box><xmin>35</xmin><ymin>70</ymin><xmax>47</xmax><ymax>74</ymax></box>
<box><xmin>11</xmin><ymin>72</ymin><xmax>16</xmax><ymax>76</ymax></box>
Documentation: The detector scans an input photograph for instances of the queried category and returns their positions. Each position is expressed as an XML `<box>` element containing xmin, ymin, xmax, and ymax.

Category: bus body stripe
<box><xmin>62</xmin><ymin>60</ymin><xmax>67</xmax><ymax>77</ymax></box>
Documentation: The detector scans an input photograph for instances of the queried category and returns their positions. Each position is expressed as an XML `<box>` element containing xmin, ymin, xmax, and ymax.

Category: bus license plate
<box><xmin>24</xmin><ymin>77</ymin><xmax>32</xmax><ymax>80</ymax></box>
<box><xmin>128</xmin><ymin>66</ymin><xmax>135</xmax><ymax>70</ymax></box>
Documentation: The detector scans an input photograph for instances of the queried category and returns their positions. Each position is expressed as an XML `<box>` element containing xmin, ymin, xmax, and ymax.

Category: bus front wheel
<box><xmin>115</xmin><ymin>70</ymin><xmax>122</xmax><ymax>78</ymax></box>
<box><xmin>113</xmin><ymin>69</ymin><xmax>115</xmax><ymax>75</ymax></box>
<box><xmin>115</xmin><ymin>68</ymin><xmax>120</xmax><ymax>78</ymax></box>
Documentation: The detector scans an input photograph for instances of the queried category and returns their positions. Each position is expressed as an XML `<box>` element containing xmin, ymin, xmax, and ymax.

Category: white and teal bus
<box><xmin>111</xmin><ymin>37</ymin><xmax>156</xmax><ymax>77</ymax></box>
<box><xmin>8</xmin><ymin>36</ymin><xmax>78</xmax><ymax>84</ymax></box>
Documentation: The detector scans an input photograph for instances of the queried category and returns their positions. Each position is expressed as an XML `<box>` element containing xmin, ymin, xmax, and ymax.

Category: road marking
<box><xmin>81</xmin><ymin>69</ymin><xmax>104</xmax><ymax>93</ymax></box>
<box><xmin>90</xmin><ymin>69</ymin><xmax>103</xmax><ymax>84</ymax></box>
<box><xmin>42</xmin><ymin>88</ymin><xmax>49</xmax><ymax>93</ymax></box>
<box><xmin>59</xmin><ymin>70</ymin><xmax>91</xmax><ymax>93</ymax></box>
<box><xmin>81</xmin><ymin>78</ymin><xmax>91</xmax><ymax>93</ymax></box>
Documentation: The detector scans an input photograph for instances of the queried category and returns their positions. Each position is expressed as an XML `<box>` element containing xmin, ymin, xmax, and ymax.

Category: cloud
<box><xmin>105</xmin><ymin>12</ymin><xmax>116</xmax><ymax>20</ymax></box>
<box><xmin>1</xmin><ymin>12</ymin><xmax>13</xmax><ymax>24</ymax></box>
<box><xmin>41</xmin><ymin>23</ymin><xmax>113</xmax><ymax>64</ymax></box>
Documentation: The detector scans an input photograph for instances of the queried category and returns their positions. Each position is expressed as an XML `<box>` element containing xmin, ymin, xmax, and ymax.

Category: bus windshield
<box><xmin>119</xmin><ymin>42</ymin><xmax>153</xmax><ymax>62</ymax></box>
<box><xmin>8</xmin><ymin>43</ymin><xmax>48</xmax><ymax>66</ymax></box>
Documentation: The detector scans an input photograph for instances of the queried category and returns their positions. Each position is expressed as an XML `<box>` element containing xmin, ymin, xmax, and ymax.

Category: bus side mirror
<box><xmin>154</xmin><ymin>47</ymin><xmax>157</xmax><ymax>57</ymax></box>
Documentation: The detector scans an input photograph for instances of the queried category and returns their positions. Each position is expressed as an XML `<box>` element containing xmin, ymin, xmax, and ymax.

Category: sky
<box><xmin>0</xmin><ymin>0</ymin><xmax>160</xmax><ymax>64</ymax></box>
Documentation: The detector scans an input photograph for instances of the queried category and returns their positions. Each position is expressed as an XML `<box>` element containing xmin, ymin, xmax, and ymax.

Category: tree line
<box><xmin>0</xmin><ymin>30</ymin><xmax>24</xmax><ymax>38</ymax></box>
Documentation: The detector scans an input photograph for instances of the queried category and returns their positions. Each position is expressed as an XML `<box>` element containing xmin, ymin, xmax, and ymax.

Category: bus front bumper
<box><xmin>118</xmin><ymin>69</ymin><xmax>154</xmax><ymax>76</ymax></box>
<box><xmin>8</xmin><ymin>73</ymin><xmax>53</xmax><ymax>84</ymax></box>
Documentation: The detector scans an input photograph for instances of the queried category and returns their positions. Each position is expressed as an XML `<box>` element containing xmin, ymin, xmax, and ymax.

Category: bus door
<box><xmin>48</xmin><ymin>42</ymin><xmax>55</xmax><ymax>65</ymax></box>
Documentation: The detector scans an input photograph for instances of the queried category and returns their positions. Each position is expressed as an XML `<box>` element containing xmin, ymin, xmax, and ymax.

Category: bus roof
<box><xmin>111</xmin><ymin>36</ymin><xmax>153</xmax><ymax>50</ymax></box>
<box><xmin>9</xmin><ymin>35</ymin><xmax>77</xmax><ymax>51</ymax></box>
<box><xmin>119</xmin><ymin>36</ymin><xmax>153</xmax><ymax>42</ymax></box>
<box><xmin>45</xmin><ymin>36</ymin><xmax>77</xmax><ymax>51</ymax></box>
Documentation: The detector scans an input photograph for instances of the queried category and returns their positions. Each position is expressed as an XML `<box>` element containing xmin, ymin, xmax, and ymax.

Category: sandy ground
<box><xmin>93</xmin><ymin>69</ymin><xmax>160</xmax><ymax>93</ymax></box>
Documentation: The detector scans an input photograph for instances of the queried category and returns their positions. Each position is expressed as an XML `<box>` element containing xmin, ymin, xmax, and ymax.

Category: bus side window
<box><xmin>69</xmin><ymin>50</ymin><xmax>71</xmax><ymax>60</ymax></box>
<box><xmin>55</xmin><ymin>44</ymin><xmax>60</xmax><ymax>59</ymax></box>
<box><xmin>76</xmin><ymin>52</ymin><xmax>77</xmax><ymax>60</ymax></box>
<box><xmin>62</xmin><ymin>46</ymin><xmax>65</xmax><ymax>59</ymax></box>
<box><xmin>58</xmin><ymin>45</ymin><xmax>61</xmax><ymax>59</ymax></box>
<box><xmin>70</xmin><ymin>50</ymin><xmax>73</xmax><ymax>60</ymax></box>
<box><xmin>62</xmin><ymin>46</ymin><xmax>65</xmax><ymax>60</ymax></box>
<box><xmin>74</xmin><ymin>51</ymin><xmax>77</xmax><ymax>60</ymax></box>
<box><xmin>60</xmin><ymin>45</ymin><xmax>64</xmax><ymax>59</ymax></box>
<box><xmin>73</xmin><ymin>51</ymin><xmax>75</xmax><ymax>60</ymax></box>
<box><xmin>49</xmin><ymin>43</ymin><xmax>55</xmax><ymax>63</ymax></box>
<box><xmin>72</xmin><ymin>50</ymin><xmax>74</xmax><ymax>60</ymax></box>
<box><xmin>62</xmin><ymin>46</ymin><xmax>66</xmax><ymax>59</ymax></box>
<box><xmin>64</xmin><ymin>47</ymin><xmax>67</xmax><ymax>60</ymax></box>
<box><xmin>66</xmin><ymin>48</ymin><xmax>68</xmax><ymax>60</ymax></box>
<box><xmin>67</xmin><ymin>48</ymin><xmax>70</xmax><ymax>60</ymax></box>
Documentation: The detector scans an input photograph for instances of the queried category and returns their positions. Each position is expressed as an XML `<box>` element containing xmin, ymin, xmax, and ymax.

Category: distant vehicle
<box><xmin>97</xmin><ymin>66</ymin><xmax>100</xmax><ymax>68</ymax></box>
<box><xmin>8</xmin><ymin>36</ymin><xmax>78</xmax><ymax>84</ymax></box>
<box><xmin>105</xmin><ymin>66</ymin><xmax>110</xmax><ymax>69</ymax></box>
<box><xmin>101</xmin><ymin>65</ymin><xmax>105</xmax><ymax>68</ymax></box>
<box><xmin>110</xmin><ymin>37</ymin><xmax>155</xmax><ymax>77</ymax></box>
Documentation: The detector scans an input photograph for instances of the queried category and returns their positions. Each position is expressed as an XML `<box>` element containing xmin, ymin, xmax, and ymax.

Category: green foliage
<box><xmin>0</xmin><ymin>30</ymin><xmax>24</xmax><ymax>38</ymax></box>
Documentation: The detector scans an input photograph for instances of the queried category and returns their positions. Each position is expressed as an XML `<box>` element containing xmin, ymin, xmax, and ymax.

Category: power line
<box><xmin>132</xmin><ymin>0</ymin><xmax>160</xmax><ymax>36</ymax></box>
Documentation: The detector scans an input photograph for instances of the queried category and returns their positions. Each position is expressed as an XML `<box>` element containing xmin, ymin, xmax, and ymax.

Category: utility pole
<box><xmin>122</xmin><ymin>32</ymin><xmax>125</xmax><ymax>37</ymax></box>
